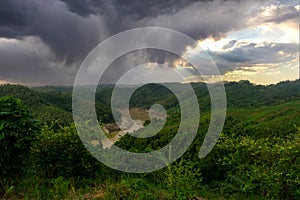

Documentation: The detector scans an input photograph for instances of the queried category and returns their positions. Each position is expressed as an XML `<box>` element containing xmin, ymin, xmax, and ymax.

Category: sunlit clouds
<box><xmin>173</xmin><ymin>1</ymin><xmax>299</xmax><ymax>84</ymax></box>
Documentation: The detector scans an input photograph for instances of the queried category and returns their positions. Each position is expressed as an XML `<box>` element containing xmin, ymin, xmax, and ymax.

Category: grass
<box><xmin>229</xmin><ymin>100</ymin><xmax>300</xmax><ymax>122</ymax></box>
<box><xmin>200</xmin><ymin>100</ymin><xmax>300</xmax><ymax>128</ymax></box>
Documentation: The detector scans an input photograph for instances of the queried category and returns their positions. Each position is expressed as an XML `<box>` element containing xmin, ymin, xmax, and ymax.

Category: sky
<box><xmin>0</xmin><ymin>0</ymin><xmax>299</xmax><ymax>85</ymax></box>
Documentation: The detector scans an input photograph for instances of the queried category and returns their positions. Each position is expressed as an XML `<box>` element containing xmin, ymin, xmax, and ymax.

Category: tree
<box><xmin>0</xmin><ymin>96</ymin><xmax>39</xmax><ymax>180</ymax></box>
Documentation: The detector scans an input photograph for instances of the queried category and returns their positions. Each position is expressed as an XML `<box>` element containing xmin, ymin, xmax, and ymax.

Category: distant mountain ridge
<box><xmin>0</xmin><ymin>79</ymin><xmax>299</xmax><ymax>125</ymax></box>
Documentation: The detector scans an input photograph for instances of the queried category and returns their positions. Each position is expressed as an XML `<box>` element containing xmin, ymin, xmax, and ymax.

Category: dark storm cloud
<box><xmin>219</xmin><ymin>42</ymin><xmax>298</xmax><ymax>64</ymax></box>
<box><xmin>0</xmin><ymin>1</ymin><xmax>35</xmax><ymax>37</ymax></box>
<box><xmin>209</xmin><ymin>41</ymin><xmax>299</xmax><ymax>74</ymax></box>
<box><xmin>0</xmin><ymin>0</ymin><xmax>103</xmax><ymax>65</ymax></box>
<box><xmin>60</xmin><ymin>0</ymin><xmax>212</xmax><ymax>18</ymax></box>
<box><xmin>139</xmin><ymin>0</ymin><xmax>245</xmax><ymax>39</ymax></box>
<box><xmin>56</xmin><ymin>0</ymin><xmax>233</xmax><ymax>67</ymax></box>
<box><xmin>0</xmin><ymin>0</ymin><xmax>244</xmax><ymax>67</ymax></box>
<box><xmin>0</xmin><ymin>0</ymin><xmax>296</xmax><ymax>85</ymax></box>
<box><xmin>0</xmin><ymin>38</ymin><xmax>74</xmax><ymax>85</ymax></box>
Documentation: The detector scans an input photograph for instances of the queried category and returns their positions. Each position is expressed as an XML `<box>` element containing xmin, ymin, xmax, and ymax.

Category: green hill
<box><xmin>0</xmin><ymin>80</ymin><xmax>300</xmax><ymax>199</ymax></box>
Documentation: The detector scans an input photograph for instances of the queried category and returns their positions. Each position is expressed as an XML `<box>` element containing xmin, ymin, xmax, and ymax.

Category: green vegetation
<box><xmin>0</xmin><ymin>79</ymin><xmax>299</xmax><ymax>199</ymax></box>
<box><xmin>0</xmin><ymin>96</ymin><xmax>39</xmax><ymax>180</ymax></box>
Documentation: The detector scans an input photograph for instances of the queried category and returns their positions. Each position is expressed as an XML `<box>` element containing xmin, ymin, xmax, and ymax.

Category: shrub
<box><xmin>165</xmin><ymin>159</ymin><xmax>202</xmax><ymax>199</ymax></box>
<box><xmin>30</xmin><ymin>124</ymin><xmax>104</xmax><ymax>179</ymax></box>
<box><xmin>214</xmin><ymin>130</ymin><xmax>300</xmax><ymax>199</ymax></box>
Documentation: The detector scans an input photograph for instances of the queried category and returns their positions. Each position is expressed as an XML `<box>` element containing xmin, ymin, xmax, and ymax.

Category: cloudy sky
<box><xmin>0</xmin><ymin>0</ymin><xmax>299</xmax><ymax>85</ymax></box>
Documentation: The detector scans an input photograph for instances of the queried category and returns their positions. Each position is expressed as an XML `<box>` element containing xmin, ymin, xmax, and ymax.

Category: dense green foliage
<box><xmin>116</xmin><ymin>100</ymin><xmax>300</xmax><ymax>199</ymax></box>
<box><xmin>0</xmin><ymin>79</ymin><xmax>299</xmax><ymax>199</ymax></box>
<box><xmin>214</xmin><ymin>129</ymin><xmax>300</xmax><ymax>199</ymax></box>
<box><xmin>30</xmin><ymin>124</ymin><xmax>105</xmax><ymax>179</ymax></box>
<box><xmin>0</xmin><ymin>96</ymin><xmax>39</xmax><ymax>180</ymax></box>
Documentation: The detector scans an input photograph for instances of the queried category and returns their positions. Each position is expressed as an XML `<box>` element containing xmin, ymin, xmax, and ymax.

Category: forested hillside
<box><xmin>0</xmin><ymin>79</ymin><xmax>299</xmax><ymax>124</ymax></box>
<box><xmin>0</xmin><ymin>79</ymin><xmax>299</xmax><ymax>199</ymax></box>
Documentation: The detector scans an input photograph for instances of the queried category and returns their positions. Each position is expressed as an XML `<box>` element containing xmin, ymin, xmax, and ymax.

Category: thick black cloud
<box><xmin>0</xmin><ymin>0</ymin><xmax>244</xmax><ymax>66</ymax></box>
<box><xmin>0</xmin><ymin>1</ymin><xmax>36</xmax><ymax>38</ymax></box>
<box><xmin>0</xmin><ymin>0</ymin><xmax>297</xmax><ymax>85</ymax></box>
<box><xmin>0</xmin><ymin>37</ymin><xmax>74</xmax><ymax>85</ymax></box>
<box><xmin>60</xmin><ymin>0</ymin><xmax>212</xmax><ymax>18</ymax></box>
<box><xmin>0</xmin><ymin>0</ymin><xmax>102</xmax><ymax>65</ymax></box>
